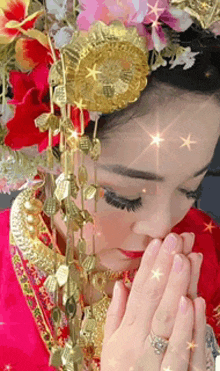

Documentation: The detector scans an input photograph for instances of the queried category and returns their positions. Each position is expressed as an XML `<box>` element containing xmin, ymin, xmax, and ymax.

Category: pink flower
<box><xmin>209</xmin><ymin>21</ymin><xmax>220</xmax><ymax>36</ymax></box>
<box><xmin>77</xmin><ymin>0</ymin><xmax>193</xmax><ymax>52</ymax></box>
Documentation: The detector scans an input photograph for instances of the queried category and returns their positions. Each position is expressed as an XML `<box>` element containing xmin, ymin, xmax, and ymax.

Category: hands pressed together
<box><xmin>101</xmin><ymin>232</ymin><xmax>207</xmax><ymax>371</ymax></box>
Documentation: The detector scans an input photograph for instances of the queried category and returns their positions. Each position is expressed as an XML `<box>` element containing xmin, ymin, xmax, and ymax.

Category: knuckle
<box><xmin>145</xmin><ymin>284</ymin><xmax>163</xmax><ymax>301</ymax></box>
<box><xmin>154</xmin><ymin>308</ymin><xmax>173</xmax><ymax>323</ymax></box>
<box><xmin>132</xmin><ymin>281</ymin><xmax>145</xmax><ymax>297</ymax></box>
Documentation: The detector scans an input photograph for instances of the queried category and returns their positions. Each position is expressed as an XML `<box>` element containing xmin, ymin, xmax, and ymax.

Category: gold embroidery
<box><xmin>11</xmin><ymin>250</ymin><xmax>55</xmax><ymax>353</ymax></box>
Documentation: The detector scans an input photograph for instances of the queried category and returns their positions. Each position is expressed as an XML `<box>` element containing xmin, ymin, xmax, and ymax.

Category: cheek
<box><xmin>82</xmin><ymin>205</ymin><xmax>131</xmax><ymax>255</ymax></box>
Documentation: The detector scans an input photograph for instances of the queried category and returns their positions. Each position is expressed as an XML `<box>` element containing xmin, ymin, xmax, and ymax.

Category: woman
<box><xmin>0</xmin><ymin>1</ymin><xmax>220</xmax><ymax>370</ymax></box>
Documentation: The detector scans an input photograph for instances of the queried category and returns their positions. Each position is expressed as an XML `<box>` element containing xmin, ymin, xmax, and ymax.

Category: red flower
<box><xmin>15</xmin><ymin>30</ymin><xmax>60</xmax><ymax>71</ymax></box>
<box><xmin>15</xmin><ymin>35</ymin><xmax>54</xmax><ymax>71</ymax></box>
<box><xmin>0</xmin><ymin>0</ymin><xmax>43</xmax><ymax>44</ymax></box>
<box><xmin>4</xmin><ymin>63</ymin><xmax>91</xmax><ymax>152</ymax></box>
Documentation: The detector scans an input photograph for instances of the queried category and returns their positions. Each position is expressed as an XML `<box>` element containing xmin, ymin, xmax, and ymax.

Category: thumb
<box><xmin>103</xmin><ymin>280</ymin><xmax>129</xmax><ymax>342</ymax></box>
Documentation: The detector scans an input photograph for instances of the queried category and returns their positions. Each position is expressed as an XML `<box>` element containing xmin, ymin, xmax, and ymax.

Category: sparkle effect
<box><xmin>149</xmin><ymin>133</ymin><xmax>165</xmax><ymax>147</ymax></box>
<box><xmin>186</xmin><ymin>339</ymin><xmax>199</xmax><ymax>352</ymax></box>
<box><xmin>73</xmin><ymin>98</ymin><xmax>87</xmax><ymax>110</ymax></box>
<box><xmin>4</xmin><ymin>365</ymin><xmax>13</xmax><ymax>371</ymax></box>
<box><xmin>150</xmin><ymin>268</ymin><xmax>164</xmax><ymax>281</ymax></box>
<box><xmin>86</xmin><ymin>63</ymin><xmax>102</xmax><ymax>81</ymax></box>
<box><xmin>179</xmin><ymin>134</ymin><xmax>197</xmax><ymax>151</ymax></box>
<box><xmin>147</xmin><ymin>0</ymin><xmax>164</xmax><ymax>18</ymax></box>
<box><xmin>151</xmin><ymin>19</ymin><xmax>161</xmax><ymax>29</ymax></box>
<box><xmin>203</xmin><ymin>220</ymin><xmax>216</xmax><ymax>233</ymax></box>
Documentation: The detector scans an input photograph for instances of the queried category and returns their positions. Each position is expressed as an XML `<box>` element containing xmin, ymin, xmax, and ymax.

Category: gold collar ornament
<box><xmin>10</xmin><ymin>184</ymin><xmax>125</xmax><ymax>371</ymax></box>
<box><xmin>6</xmin><ymin>1</ymin><xmax>219</xmax><ymax>370</ymax></box>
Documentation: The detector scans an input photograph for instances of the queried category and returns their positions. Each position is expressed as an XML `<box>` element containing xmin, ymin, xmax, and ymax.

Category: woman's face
<box><xmin>56</xmin><ymin>91</ymin><xmax>220</xmax><ymax>272</ymax></box>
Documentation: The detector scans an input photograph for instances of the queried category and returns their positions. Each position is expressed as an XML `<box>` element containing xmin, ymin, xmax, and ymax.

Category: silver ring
<box><xmin>148</xmin><ymin>329</ymin><xmax>169</xmax><ymax>355</ymax></box>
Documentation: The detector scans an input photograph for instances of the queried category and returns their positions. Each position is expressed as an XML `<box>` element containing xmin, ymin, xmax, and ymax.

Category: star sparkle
<box><xmin>200</xmin><ymin>2</ymin><xmax>210</xmax><ymax>10</ymax></box>
<box><xmin>73</xmin><ymin>98</ymin><xmax>87</xmax><ymax>110</ymax></box>
<box><xmin>67</xmin><ymin>130</ymin><xmax>78</xmax><ymax>140</ymax></box>
<box><xmin>150</xmin><ymin>268</ymin><xmax>164</xmax><ymax>282</ymax></box>
<box><xmin>186</xmin><ymin>339</ymin><xmax>199</xmax><ymax>352</ymax></box>
<box><xmin>149</xmin><ymin>133</ymin><xmax>165</xmax><ymax>147</ymax></box>
<box><xmin>86</xmin><ymin>63</ymin><xmax>102</xmax><ymax>81</ymax></box>
<box><xmin>147</xmin><ymin>0</ymin><xmax>164</xmax><ymax>18</ymax></box>
<box><xmin>163</xmin><ymin>366</ymin><xmax>172</xmax><ymax>371</ymax></box>
<box><xmin>203</xmin><ymin>221</ymin><xmax>216</xmax><ymax>233</ymax></box>
<box><xmin>151</xmin><ymin>19</ymin><xmax>162</xmax><ymax>29</ymax></box>
<box><xmin>179</xmin><ymin>134</ymin><xmax>197</xmax><ymax>151</ymax></box>
<box><xmin>4</xmin><ymin>365</ymin><xmax>13</xmax><ymax>371</ymax></box>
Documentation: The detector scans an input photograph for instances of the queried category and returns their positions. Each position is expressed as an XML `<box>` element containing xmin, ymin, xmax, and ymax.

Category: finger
<box><xmin>160</xmin><ymin>296</ymin><xmax>194</xmax><ymax>371</ymax></box>
<box><xmin>103</xmin><ymin>280</ymin><xmax>130</xmax><ymax>343</ymax></box>
<box><xmin>188</xmin><ymin>297</ymin><xmax>206</xmax><ymax>371</ymax></box>
<box><xmin>122</xmin><ymin>234</ymin><xmax>183</xmax><ymax>328</ymax></box>
<box><xmin>180</xmin><ymin>232</ymin><xmax>195</xmax><ymax>255</ymax></box>
<box><xmin>150</xmin><ymin>253</ymin><xmax>191</xmax><ymax>340</ymax></box>
<box><xmin>187</xmin><ymin>253</ymin><xmax>203</xmax><ymax>301</ymax></box>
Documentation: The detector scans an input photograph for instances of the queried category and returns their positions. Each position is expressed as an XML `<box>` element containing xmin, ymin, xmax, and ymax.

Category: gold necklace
<box><xmin>10</xmin><ymin>186</ymin><xmax>125</xmax><ymax>366</ymax></box>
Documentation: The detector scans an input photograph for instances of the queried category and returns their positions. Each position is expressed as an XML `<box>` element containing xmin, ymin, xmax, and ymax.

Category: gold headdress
<box><xmin>0</xmin><ymin>0</ymin><xmax>219</xmax><ymax>370</ymax></box>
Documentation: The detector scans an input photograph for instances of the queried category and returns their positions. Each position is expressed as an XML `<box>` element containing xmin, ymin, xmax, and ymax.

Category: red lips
<box><xmin>119</xmin><ymin>249</ymin><xmax>145</xmax><ymax>259</ymax></box>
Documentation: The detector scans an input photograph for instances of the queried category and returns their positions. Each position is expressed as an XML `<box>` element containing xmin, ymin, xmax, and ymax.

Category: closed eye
<box><xmin>102</xmin><ymin>182</ymin><xmax>203</xmax><ymax>213</ymax></box>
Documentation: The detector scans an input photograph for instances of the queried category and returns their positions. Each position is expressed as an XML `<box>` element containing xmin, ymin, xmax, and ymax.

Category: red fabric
<box><xmin>0</xmin><ymin>207</ymin><xmax>220</xmax><ymax>370</ymax></box>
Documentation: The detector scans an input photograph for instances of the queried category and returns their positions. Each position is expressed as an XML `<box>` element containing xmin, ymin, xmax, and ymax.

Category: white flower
<box><xmin>209</xmin><ymin>21</ymin><xmax>220</xmax><ymax>36</ymax></box>
<box><xmin>0</xmin><ymin>101</ymin><xmax>14</xmax><ymax>127</ymax></box>
<box><xmin>89</xmin><ymin>111</ymin><xmax>102</xmax><ymax>122</ymax></box>
<box><xmin>169</xmin><ymin>7</ymin><xmax>193</xmax><ymax>31</ymax></box>
<box><xmin>46</xmin><ymin>0</ymin><xmax>67</xmax><ymax>21</ymax></box>
<box><xmin>53</xmin><ymin>26</ymin><xmax>74</xmax><ymax>49</ymax></box>
<box><xmin>169</xmin><ymin>47</ymin><xmax>200</xmax><ymax>70</ymax></box>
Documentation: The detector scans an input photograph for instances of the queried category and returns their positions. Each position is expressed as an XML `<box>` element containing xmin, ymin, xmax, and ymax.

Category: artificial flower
<box><xmin>4</xmin><ymin>63</ymin><xmax>59</xmax><ymax>150</ymax></box>
<box><xmin>52</xmin><ymin>26</ymin><xmax>74</xmax><ymax>49</ymax></box>
<box><xmin>45</xmin><ymin>0</ymin><xmax>77</xmax><ymax>21</ymax></box>
<box><xmin>0</xmin><ymin>100</ymin><xmax>14</xmax><ymax>127</ymax></box>
<box><xmin>0</xmin><ymin>0</ymin><xmax>43</xmax><ymax>44</ymax></box>
<box><xmin>15</xmin><ymin>30</ymin><xmax>55</xmax><ymax>71</ymax></box>
<box><xmin>209</xmin><ymin>20</ymin><xmax>220</xmax><ymax>37</ymax></box>
<box><xmin>169</xmin><ymin>46</ymin><xmax>200</xmax><ymax>70</ymax></box>
<box><xmin>46</xmin><ymin>0</ymin><xmax>68</xmax><ymax>21</ymax></box>
<box><xmin>0</xmin><ymin>176</ymin><xmax>26</xmax><ymax>194</ymax></box>
<box><xmin>136</xmin><ymin>0</ymin><xmax>193</xmax><ymax>52</ymax></box>
<box><xmin>77</xmin><ymin>0</ymin><xmax>193</xmax><ymax>52</ymax></box>
<box><xmin>4</xmin><ymin>63</ymin><xmax>91</xmax><ymax>152</ymax></box>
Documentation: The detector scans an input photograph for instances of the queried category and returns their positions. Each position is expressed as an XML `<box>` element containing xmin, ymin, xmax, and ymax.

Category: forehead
<box><xmin>97</xmin><ymin>93</ymin><xmax>220</xmax><ymax>180</ymax></box>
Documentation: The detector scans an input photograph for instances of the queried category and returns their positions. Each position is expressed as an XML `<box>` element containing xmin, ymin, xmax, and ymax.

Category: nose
<box><xmin>131</xmin><ymin>213</ymin><xmax>173</xmax><ymax>241</ymax></box>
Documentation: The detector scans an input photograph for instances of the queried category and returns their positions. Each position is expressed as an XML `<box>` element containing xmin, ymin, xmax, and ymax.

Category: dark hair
<box><xmin>53</xmin><ymin>22</ymin><xmax>220</xmax><ymax>158</ymax></box>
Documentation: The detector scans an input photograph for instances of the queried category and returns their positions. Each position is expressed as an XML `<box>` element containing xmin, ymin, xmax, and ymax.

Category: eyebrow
<box><xmin>98</xmin><ymin>162</ymin><xmax>211</xmax><ymax>181</ymax></box>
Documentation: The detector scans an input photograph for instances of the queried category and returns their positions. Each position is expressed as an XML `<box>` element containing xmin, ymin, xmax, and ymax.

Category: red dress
<box><xmin>0</xmin><ymin>207</ymin><xmax>220</xmax><ymax>371</ymax></box>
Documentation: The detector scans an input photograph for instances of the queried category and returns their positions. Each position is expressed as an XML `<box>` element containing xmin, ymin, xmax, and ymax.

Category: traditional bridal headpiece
<box><xmin>1</xmin><ymin>0</ymin><xmax>219</xmax><ymax>370</ymax></box>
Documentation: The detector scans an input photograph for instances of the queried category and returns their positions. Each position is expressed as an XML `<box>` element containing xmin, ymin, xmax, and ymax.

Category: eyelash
<box><xmin>103</xmin><ymin>184</ymin><xmax>203</xmax><ymax>213</ymax></box>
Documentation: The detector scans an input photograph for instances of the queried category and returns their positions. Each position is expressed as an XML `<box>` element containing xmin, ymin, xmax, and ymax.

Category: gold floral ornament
<box><xmin>170</xmin><ymin>0</ymin><xmax>220</xmax><ymax>29</ymax></box>
<box><xmin>58</xmin><ymin>20</ymin><xmax>149</xmax><ymax>114</ymax></box>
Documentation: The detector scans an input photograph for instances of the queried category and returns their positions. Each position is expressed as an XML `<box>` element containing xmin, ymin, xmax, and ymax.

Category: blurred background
<box><xmin>0</xmin><ymin>138</ymin><xmax>220</xmax><ymax>224</ymax></box>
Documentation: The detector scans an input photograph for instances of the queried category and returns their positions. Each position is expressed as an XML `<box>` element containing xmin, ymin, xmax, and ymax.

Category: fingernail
<box><xmin>198</xmin><ymin>253</ymin><xmax>203</xmax><ymax>262</ymax></box>
<box><xmin>190</xmin><ymin>233</ymin><xmax>195</xmax><ymax>247</ymax></box>
<box><xmin>164</xmin><ymin>234</ymin><xmax>178</xmax><ymax>254</ymax></box>
<box><xmin>172</xmin><ymin>254</ymin><xmax>184</xmax><ymax>273</ymax></box>
<box><xmin>179</xmin><ymin>295</ymin><xmax>189</xmax><ymax>315</ymax></box>
<box><xmin>113</xmin><ymin>281</ymin><xmax>121</xmax><ymax>301</ymax></box>
<box><xmin>199</xmin><ymin>297</ymin><xmax>206</xmax><ymax>312</ymax></box>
